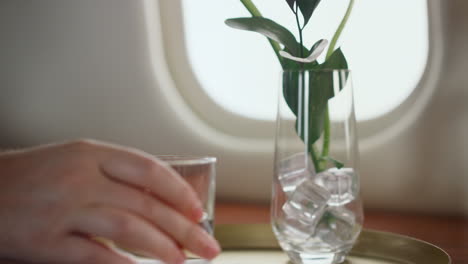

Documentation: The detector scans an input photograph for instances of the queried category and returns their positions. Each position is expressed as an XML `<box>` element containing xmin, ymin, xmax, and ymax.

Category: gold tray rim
<box><xmin>214</xmin><ymin>223</ymin><xmax>451</xmax><ymax>264</ymax></box>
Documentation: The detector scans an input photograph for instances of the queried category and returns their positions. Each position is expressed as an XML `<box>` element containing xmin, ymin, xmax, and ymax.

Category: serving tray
<box><xmin>214</xmin><ymin>223</ymin><xmax>451</xmax><ymax>264</ymax></box>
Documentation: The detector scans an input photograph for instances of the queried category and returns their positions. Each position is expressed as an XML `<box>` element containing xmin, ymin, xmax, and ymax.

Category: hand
<box><xmin>0</xmin><ymin>139</ymin><xmax>220</xmax><ymax>264</ymax></box>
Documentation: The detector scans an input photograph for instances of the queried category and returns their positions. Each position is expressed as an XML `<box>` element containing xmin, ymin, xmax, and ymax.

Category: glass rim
<box><xmin>155</xmin><ymin>155</ymin><xmax>216</xmax><ymax>166</ymax></box>
<box><xmin>281</xmin><ymin>69</ymin><xmax>351</xmax><ymax>74</ymax></box>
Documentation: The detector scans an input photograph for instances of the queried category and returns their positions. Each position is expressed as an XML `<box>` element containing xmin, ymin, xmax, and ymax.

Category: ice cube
<box><xmin>282</xmin><ymin>179</ymin><xmax>330</xmax><ymax>226</ymax></box>
<box><xmin>278</xmin><ymin>169</ymin><xmax>309</xmax><ymax>195</ymax></box>
<box><xmin>315</xmin><ymin>207</ymin><xmax>357</xmax><ymax>248</ymax></box>
<box><xmin>278</xmin><ymin>153</ymin><xmax>315</xmax><ymax>194</ymax></box>
<box><xmin>315</xmin><ymin>167</ymin><xmax>357</xmax><ymax>206</ymax></box>
<box><xmin>277</xmin><ymin>217</ymin><xmax>316</xmax><ymax>243</ymax></box>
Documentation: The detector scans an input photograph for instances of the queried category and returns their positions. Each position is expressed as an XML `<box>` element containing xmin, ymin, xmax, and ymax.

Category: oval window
<box><xmin>181</xmin><ymin>0</ymin><xmax>429</xmax><ymax>121</ymax></box>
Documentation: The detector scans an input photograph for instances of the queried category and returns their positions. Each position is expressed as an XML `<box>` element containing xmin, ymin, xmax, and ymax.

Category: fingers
<box><xmin>58</xmin><ymin>140</ymin><xmax>219</xmax><ymax>261</ymax></box>
<box><xmin>59</xmin><ymin>236</ymin><xmax>135</xmax><ymax>264</ymax></box>
<box><xmin>70</xmin><ymin>207</ymin><xmax>186</xmax><ymax>264</ymax></box>
<box><xmin>99</xmin><ymin>146</ymin><xmax>204</xmax><ymax>222</ymax></box>
<box><xmin>100</xmin><ymin>183</ymin><xmax>220</xmax><ymax>259</ymax></box>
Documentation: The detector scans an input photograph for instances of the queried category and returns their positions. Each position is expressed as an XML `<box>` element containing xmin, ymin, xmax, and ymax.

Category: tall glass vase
<box><xmin>272</xmin><ymin>69</ymin><xmax>363</xmax><ymax>264</ymax></box>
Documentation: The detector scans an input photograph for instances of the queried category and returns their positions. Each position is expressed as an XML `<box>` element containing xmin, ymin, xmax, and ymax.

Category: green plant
<box><xmin>225</xmin><ymin>0</ymin><xmax>355</xmax><ymax>172</ymax></box>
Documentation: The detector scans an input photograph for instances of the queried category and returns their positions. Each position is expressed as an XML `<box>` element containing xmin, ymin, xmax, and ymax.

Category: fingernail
<box><xmin>191</xmin><ymin>206</ymin><xmax>204</xmax><ymax>222</ymax></box>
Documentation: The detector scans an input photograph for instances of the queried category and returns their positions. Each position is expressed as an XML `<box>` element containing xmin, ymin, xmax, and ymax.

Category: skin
<box><xmin>0</xmin><ymin>139</ymin><xmax>220</xmax><ymax>264</ymax></box>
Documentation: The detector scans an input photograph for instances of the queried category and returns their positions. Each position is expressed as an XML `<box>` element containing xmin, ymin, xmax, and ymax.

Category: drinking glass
<box><xmin>156</xmin><ymin>155</ymin><xmax>216</xmax><ymax>236</ymax></box>
<box><xmin>272</xmin><ymin>69</ymin><xmax>363</xmax><ymax>264</ymax></box>
<box><xmin>129</xmin><ymin>155</ymin><xmax>216</xmax><ymax>263</ymax></box>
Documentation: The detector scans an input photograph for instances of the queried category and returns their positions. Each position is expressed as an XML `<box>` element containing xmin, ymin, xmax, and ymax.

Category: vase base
<box><xmin>286</xmin><ymin>250</ymin><xmax>349</xmax><ymax>264</ymax></box>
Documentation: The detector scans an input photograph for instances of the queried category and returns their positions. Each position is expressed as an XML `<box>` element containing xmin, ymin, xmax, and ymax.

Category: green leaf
<box><xmin>321</xmin><ymin>47</ymin><xmax>348</xmax><ymax>69</ymax></box>
<box><xmin>281</xmin><ymin>44</ymin><xmax>320</xmax><ymax>112</ymax></box>
<box><xmin>302</xmin><ymin>71</ymin><xmax>332</xmax><ymax>145</ymax></box>
<box><xmin>225</xmin><ymin>17</ymin><xmax>300</xmax><ymax>56</ymax></box>
<box><xmin>281</xmin><ymin>39</ymin><xmax>328</xmax><ymax>70</ymax></box>
<box><xmin>282</xmin><ymin>71</ymin><xmax>330</xmax><ymax>145</ymax></box>
<box><xmin>280</xmin><ymin>39</ymin><xmax>328</xmax><ymax>65</ymax></box>
<box><xmin>300</xmin><ymin>51</ymin><xmax>348</xmax><ymax>144</ymax></box>
<box><xmin>284</xmin><ymin>61</ymin><xmax>319</xmax><ymax>71</ymax></box>
<box><xmin>320</xmin><ymin>156</ymin><xmax>344</xmax><ymax>169</ymax></box>
<box><xmin>297</xmin><ymin>0</ymin><xmax>321</xmax><ymax>27</ymax></box>
<box><xmin>282</xmin><ymin>49</ymin><xmax>349</xmax><ymax>147</ymax></box>
<box><xmin>285</xmin><ymin>0</ymin><xmax>295</xmax><ymax>11</ymax></box>
<box><xmin>309</xmin><ymin>39</ymin><xmax>326</xmax><ymax>54</ymax></box>
<box><xmin>282</xmin><ymin>71</ymin><xmax>301</xmax><ymax>116</ymax></box>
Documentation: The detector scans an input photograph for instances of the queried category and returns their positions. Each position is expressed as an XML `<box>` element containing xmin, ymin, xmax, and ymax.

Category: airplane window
<box><xmin>181</xmin><ymin>0</ymin><xmax>428</xmax><ymax>121</ymax></box>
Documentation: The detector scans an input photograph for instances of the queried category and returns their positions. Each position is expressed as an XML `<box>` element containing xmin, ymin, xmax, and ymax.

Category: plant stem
<box><xmin>320</xmin><ymin>0</ymin><xmax>355</xmax><ymax>167</ymax></box>
<box><xmin>240</xmin><ymin>0</ymin><xmax>262</xmax><ymax>16</ymax></box>
<box><xmin>309</xmin><ymin>144</ymin><xmax>320</xmax><ymax>172</ymax></box>
<box><xmin>294</xmin><ymin>4</ymin><xmax>304</xmax><ymax>59</ymax></box>
<box><xmin>319</xmin><ymin>109</ymin><xmax>331</xmax><ymax>170</ymax></box>
<box><xmin>240</xmin><ymin>0</ymin><xmax>284</xmax><ymax>67</ymax></box>
<box><xmin>326</xmin><ymin>0</ymin><xmax>355</xmax><ymax>58</ymax></box>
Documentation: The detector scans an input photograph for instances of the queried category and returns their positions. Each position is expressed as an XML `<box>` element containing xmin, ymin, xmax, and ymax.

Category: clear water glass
<box><xmin>272</xmin><ymin>70</ymin><xmax>363</xmax><ymax>264</ymax></box>
<box><xmin>131</xmin><ymin>155</ymin><xmax>216</xmax><ymax>263</ymax></box>
<box><xmin>156</xmin><ymin>155</ymin><xmax>216</xmax><ymax>236</ymax></box>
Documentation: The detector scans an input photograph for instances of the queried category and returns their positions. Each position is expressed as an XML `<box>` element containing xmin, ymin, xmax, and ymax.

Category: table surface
<box><xmin>216</xmin><ymin>203</ymin><xmax>468</xmax><ymax>264</ymax></box>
